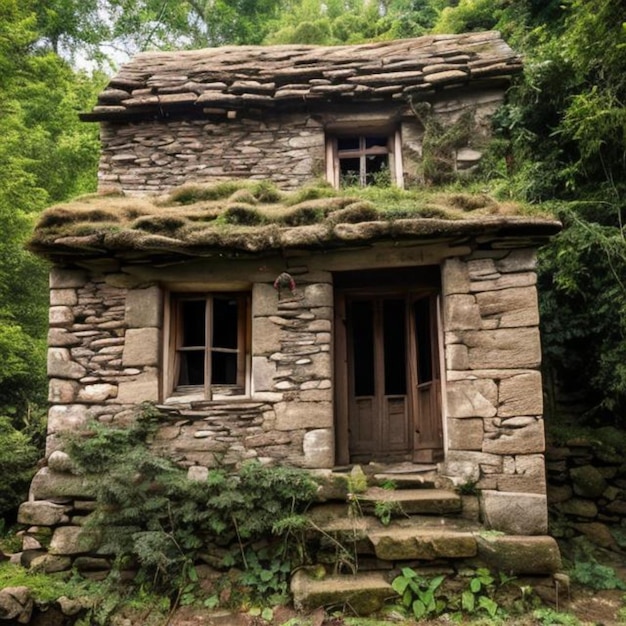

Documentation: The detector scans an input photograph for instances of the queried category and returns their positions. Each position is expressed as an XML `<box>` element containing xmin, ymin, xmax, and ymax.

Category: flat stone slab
<box><xmin>476</xmin><ymin>534</ymin><xmax>562</xmax><ymax>575</ymax></box>
<box><xmin>358</xmin><ymin>488</ymin><xmax>462</xmax><ymax>515</ymax></box>
<box><xmin>291</xmin><ymin>570</ymin><xmax>393</xmax><ymax>614</ymax></box>
<box><xmin>369</xmin><ymin>526</ymin><xmax>477</xmax><ymax>560</ymax></box>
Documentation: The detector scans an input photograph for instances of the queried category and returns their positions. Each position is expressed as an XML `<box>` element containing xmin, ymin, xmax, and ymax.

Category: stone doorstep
<box><xmin>372</xmin><ymin>471</ymin><xmax>440</xmax><ymax>489</ymax></box>
<box><xmin>357</xmin><ymin>487</ymin><xmax>462</xmax><ymax>515</ymax></box>
<box><xmin>369</xmin><ymin>526</ymin><xmax>478</xmax><ymax>561</ymax></box>
<box><xmin>291</xmin><ymin>570</ymin><xmax>394</xmax><ymax>614</ymax></box>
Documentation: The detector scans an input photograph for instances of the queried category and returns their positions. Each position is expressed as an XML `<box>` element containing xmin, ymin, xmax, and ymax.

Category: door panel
<box><xmin>342</xmin><ymin>291</ymin><xmax>443</xmax><ymax>464</ymax></box>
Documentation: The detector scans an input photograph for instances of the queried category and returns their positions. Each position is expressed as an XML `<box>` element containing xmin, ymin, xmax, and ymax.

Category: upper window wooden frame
<box><xmin>326</xmin><ymin>127</ymin><xmax>403</xmax><ymax>189</ymax></box>
<box><xmin>164</xmin><ymin>291</ymin><xmax>251</xmax><ymax>401</ymax></box>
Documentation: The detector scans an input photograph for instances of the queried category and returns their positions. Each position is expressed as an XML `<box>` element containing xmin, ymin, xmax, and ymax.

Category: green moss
<box><xmin>222</xmin><ymin>204</ymin><xmax>267</xmax><ymax>226</ymax></box>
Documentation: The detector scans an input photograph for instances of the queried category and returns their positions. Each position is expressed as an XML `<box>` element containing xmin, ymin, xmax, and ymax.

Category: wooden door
<box><xmin>338</xmin><ymin>291</ymin><xmax>443</xmax><ymax>464</ymax></box>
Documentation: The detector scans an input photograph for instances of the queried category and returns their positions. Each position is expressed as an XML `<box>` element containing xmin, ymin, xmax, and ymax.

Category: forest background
<box><xmin>0</xmin><ymin>0</ymin><xmax>624</xmax><ymax>521</ymax></box>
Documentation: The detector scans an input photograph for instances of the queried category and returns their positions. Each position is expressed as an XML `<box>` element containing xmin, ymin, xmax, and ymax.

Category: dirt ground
<box><xmin>162</xmin><ymin>576</ymin><xmax>626</xmax><ymax>626</ymax></box>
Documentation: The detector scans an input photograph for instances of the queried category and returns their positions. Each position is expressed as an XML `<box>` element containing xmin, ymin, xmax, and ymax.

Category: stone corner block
<box><xmin>480</xmin><ymin>490</ymin><xmax>548</xmax><ymax>535</ymax></box>
<box><xmin>476</xmin><ymin>534</ymin><xmax>561</xmax><ymax>575</ymax></box>
<box><xmin>303</xmin><ymin>429</ymin><xmax>334</xmax><ymax>468</ymax></box>
<box><xmin>122</xmin><ymin>328</ymin><xmax>160</xmax><ymax>367</ymax></box>
<box><xmin>50</xmin><ymin>268</ymin><xmax>87</xmax><ymax>289</ymax></box>
<box><xmin>116</xmin><ymin>368</ymin><xmax>159</xmax><ymax>403</ymax></box>
<box><xmin>125</xmin><ymin>286</ymin><xmax>162</xmax><ymax>328</ymax></box>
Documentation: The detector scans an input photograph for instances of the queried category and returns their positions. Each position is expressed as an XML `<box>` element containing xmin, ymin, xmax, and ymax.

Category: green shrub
<box><xmin>64</xmin><ymin>407</ymin><xmax>318</xmax><ymax>604</ymax></box>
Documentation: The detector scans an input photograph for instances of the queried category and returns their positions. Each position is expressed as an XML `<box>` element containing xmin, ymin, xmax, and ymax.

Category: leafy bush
<box><xmin>65</xmin><ymin>407</ymin><xmax>318</xmax><ymax>604</ymax></box>
<box><xmin>0</xmin><ymin>416</ymin><xmax>40</xmax><ymax>517</ymax></box>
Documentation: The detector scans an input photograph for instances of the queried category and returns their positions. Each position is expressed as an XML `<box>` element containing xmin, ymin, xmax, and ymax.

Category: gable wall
<box><xmin>96</xmin><ymin>89</ymin><xmax>505</xmax><ymax>195</ymax></box>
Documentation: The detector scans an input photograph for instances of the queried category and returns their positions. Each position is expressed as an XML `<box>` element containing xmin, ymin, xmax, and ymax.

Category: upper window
<box><xmin>166</xmin><ymin>292</ymin><xmax>249</xmax><ymax>400</ymax></box>
<box><xmin>326</xmin><ymin>128</ymin><xmax>403</xmax><ymax>188</ymax></box>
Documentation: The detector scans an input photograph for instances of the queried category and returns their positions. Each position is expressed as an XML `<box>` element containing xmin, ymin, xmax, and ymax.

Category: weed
<box><xmin>461</xmin><ymin>567</ymin><xmax>499</xmax><ymax>618</ymax></box>
<box><xmin>391</xmin><ymin>567</ymin><xmax>446</xmax><ymax>619</ymax></box>
<box><xmin>533</xmin><ymin>607</ymin><xmax>581</xmax><ymax>625</ymax></box>
<box><xmin>63</xmin><ymin>404</ymin><xmax>318</xmax><ymax>608</ymax></box>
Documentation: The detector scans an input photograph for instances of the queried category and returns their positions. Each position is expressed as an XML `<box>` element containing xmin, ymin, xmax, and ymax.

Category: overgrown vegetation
<box><xmin>63</xmin><ymin>405</ymin><xmax>318</xmax><ymax>609</ymax></box>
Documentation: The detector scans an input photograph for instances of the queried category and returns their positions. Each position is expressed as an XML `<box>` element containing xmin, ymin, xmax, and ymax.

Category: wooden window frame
<box><xmin>164</xmin><ymin>291</ymin><xmax>250</xmax><ymax>400</ymax></box>
<box><xmin>326</xmin><ymin>127</ymin><xmax>403</xmax><ymax>189</ymax></box>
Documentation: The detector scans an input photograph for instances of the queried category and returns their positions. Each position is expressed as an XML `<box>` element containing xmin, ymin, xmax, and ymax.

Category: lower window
<box><xmin>167</xmin><ymin>292</ymin><xmax>249</xmax><ymax>399</ymax></box>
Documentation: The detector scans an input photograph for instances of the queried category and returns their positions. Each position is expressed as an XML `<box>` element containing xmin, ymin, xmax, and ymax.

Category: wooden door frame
<box><xmin>334</xmin><ymin>285</ymin><xmax>443</xmax><ymax>465</ymax></box>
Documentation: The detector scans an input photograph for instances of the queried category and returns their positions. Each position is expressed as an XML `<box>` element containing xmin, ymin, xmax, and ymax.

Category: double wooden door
<box><xmin>335</xmin><ymin>290</ymin><xmax>443</xmax><ymax>464</ymax></box>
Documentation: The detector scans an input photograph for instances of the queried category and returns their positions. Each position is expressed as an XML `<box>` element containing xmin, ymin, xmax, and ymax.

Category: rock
<box><xmin>476</xmin><ymin>534</ymin><xmax>561</xmax><ymax>574</ymax></box>
<box><xmin>47</xmin><ymin>450</ymin><xmax>77</xmax><ymax>474</ymax></box>
<box><xmin>558</xmin><ymin>498</ymin><xmax>597</xmax><ymax>518</ymax></box>
<box><xmin>18</xmin><ymin>501</ymin><xmax>68</xmax><ymax>526</ymax></box>
<box><xmin>0</xmin><ymin>586</ymin><xmax>33</xmax><ymax>624</ymax></box>
<box><xmin>572</xmin><ymin>522</ymin><xmax>615</xmax><ymax>548</ymax></box>
<box><xmin>122</xmin><ymin>328</ymin><xmax>160</xmax><ymax>367</ymax></box>
<box><xmin>570</xmin><ymin>465</ymin><xmax>607</xmax><ymax>498</ymax></box>
<box><xmin>49</xmin><ymin>526</ymin><xmax>101</xmax><ymax>555</ymax></box>
<box><xmin>481</xmin><ymin>490</ymin><xmax>548</xmax><ymax>535</ymax></box>
<box><xmin>29</xmin><ymin>554</ymin><xmax>72</xmax><ymax>573</ymax></box>
<box><xmin>125</xmin><ymin>286</ymin><xmax>162</xmax><ymax>328</ymax></box>
<box><xmin>302</xmin><ymin>429</ymin><xmax>333</xmax><ymax>468</ymax></box>
<box><xmin>291</xmin><ymin>570</ymin><xmax>392</xmax><ymax>615</ymax></box>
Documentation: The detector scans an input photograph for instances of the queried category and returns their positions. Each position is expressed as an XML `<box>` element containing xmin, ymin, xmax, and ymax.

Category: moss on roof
<box><xmin>29</xmin><ymin>180</ymin><xmax>561</xmax><ymax>262</ymax></box>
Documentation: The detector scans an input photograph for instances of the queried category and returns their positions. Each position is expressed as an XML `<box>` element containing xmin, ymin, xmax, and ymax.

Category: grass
<box><xmin>28</xmin><ymin>179</ymin><xmax>560</xmax><ymax>262</ymax></box>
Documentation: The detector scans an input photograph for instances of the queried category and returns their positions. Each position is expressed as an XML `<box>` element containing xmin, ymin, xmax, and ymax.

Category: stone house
<box><xmin>22</xmin><ymin>32</ymin><xmax>562</xmax><ymax>579</ymax></box>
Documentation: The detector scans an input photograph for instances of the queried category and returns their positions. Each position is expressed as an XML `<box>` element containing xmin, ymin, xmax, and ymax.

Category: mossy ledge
<box><xmin>29</xmin><ymin>180</ymin><xmax>561</xmax><ymax>262</ymax></box>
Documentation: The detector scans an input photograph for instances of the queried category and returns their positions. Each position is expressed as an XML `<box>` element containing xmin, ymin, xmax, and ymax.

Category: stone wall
<box><xmin>42</xmin><ymin>265</ymin><xmax>335</xmax><ymax>468</ymax></box>
<box><xmin>441</xmin><ymin>249</ymin><xmax>548</xmax><ymax>535</ymax></box>
<box><xmin>546</xmin><ymin>436</ymin><xmax>626</xmax><ymax>549</ymax></box>
<box><xmin>97</xmin><ymin>91</ymin><xmax>501</xmax><ymax>196</ymax></box>
<box><xmin>98</xmin><ymin>115</ymin><xmax>326</xmax><ymax>195</ymax></box>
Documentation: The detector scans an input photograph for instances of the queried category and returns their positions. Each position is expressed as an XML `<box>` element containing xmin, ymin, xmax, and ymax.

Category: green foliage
<box><xmin>533</xmin><ymin>607</ymin><xmax>581</xmax><ymax>626</ymax></box>
<box><xmin>65</xmin><ymin>408</ymin><xmax>318</xmax><ymax>605</ymax></box>
<box><xmin>539</xmin><ymin>211</ymin><xmax>626</xmax><ymax>424</ymax></box>
<box><xmin>0</xmin><ymin>418</ymin><xmax>40</xmax><ymax>516</ymax></box>
<box><xmin>391</xmin><ymin>568</ymin><xmax>446</xmax><ymax>619</ymax></box>
<box><xmin>461</xmin><ymin>568</ymin><xmax>500</xmax><ymax>618</ymax></box>
<box><xmin>569</xmin><ymin>557</ymin><xmax>626</xmax><ymax>591</ymax></box>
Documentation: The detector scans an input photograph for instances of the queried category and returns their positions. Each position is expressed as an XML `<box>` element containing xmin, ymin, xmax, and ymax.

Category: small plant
<box><xmin>456</xmin><ymin>479</ymin><xmax>479</xmax><ymax>496</ymax></box>
<box><xmin>391</xmin><ymin>567</ymin><xmax>446</xmax><ymax>619</ymax></box>
<box><xmin>569</xmin><ymin>558</ymin><xmax>626</xmax><ymax>590</ymax></box>
<box><xmin>461</xmin><ymin>567</ymin><xmax>499</xmax><ymax>618</ymax></box>
<box><xmin>533</xmin><ymin>607</ymin><xmax>581</xmax><ymax>625</ymax></box>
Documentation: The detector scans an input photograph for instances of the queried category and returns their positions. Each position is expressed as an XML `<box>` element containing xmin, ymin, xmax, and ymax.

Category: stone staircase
<box><xmin>291</xmin><ymin>467</ymin><xmax>562</xmax><ymax>614</ymax></box>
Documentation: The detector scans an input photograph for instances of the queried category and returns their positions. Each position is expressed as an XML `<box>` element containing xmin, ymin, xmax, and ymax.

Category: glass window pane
<box><xmin>383</xmin><ymin>299</ymin><xmax>406</xmax><ymax>395</ymax></box>
<box><xmin>179</xmin><ymin>351</ymin><xmax>205</xmax><ymax>385</ymax></box>
<box><xmin>212</xmin><ymin>351</ymin><xmax>237</xmax><ymax>384</ymax></box>
<box><xmin>365</xmin><ymin>136</ymin><xmax>387</xmax><ymax>149</ymax></box>
<box><xmin>337</xmin><ymin>137</ymin><xmax>360</xmax><ymax>151</ymax></box>
<box><xmin>414</xmin><ymin>298</ymin><xmax>433</xmax><ymax>383</ymax></box>
<box><xmin>351</xmin><ymin>300</ymin><xmax>375</xmax><ymax>396</ymax></box>
<box><xmin>181</xmin><ymin>300</ymin><xmax>206</xmax><ymax>347</ymax></box>
<box><xmin>212</xmin><ymin>297</ymin><xmax>239</xmax><ymax>349</ymax></box>
<box><xmin>365</xmin><ymin>154</ymin><xmax>389</xmax><ymax>185</ymax></box>
<box><xmin>339</xmin><ymin>157</ymin><xmax>361</xmax><ymax>186</ymax></box>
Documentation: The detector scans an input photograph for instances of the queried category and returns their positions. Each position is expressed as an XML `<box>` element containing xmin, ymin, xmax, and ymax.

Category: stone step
<box><xmin>368</xmin><ymin>525</ymin><xmax>477</xmax><ymax>561</ymax></box>
<box><xmin>291</xmin><ymin>570</ymin><xmax>394</xmax><ymax>615</ymax></box>
<box><xmin>372</xmin><ymin>471</ymin><xmax>440</xmax><ymax>489</ymax></box>
<box><xmin>357</xmin><ymin>487</ymin><xmax>462</xmax><ymax>515</ymax></box>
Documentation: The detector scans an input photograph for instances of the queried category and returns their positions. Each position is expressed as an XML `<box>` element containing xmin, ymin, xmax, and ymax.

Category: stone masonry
<box><xmin>442</xmin><ymin>249</ymin><xmax>548</xmax><ymax>535</ymax></box>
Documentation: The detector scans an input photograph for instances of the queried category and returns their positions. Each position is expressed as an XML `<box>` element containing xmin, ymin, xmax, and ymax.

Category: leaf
<box><xmin>402</xmin><ymin>588</ymin><xmax>412</xmax><ymax>608</ymax></box>
<box><xmin>478</xmin><ymin>595</ymin><xmax>499</xmax><ymax>618</ymax></box>
<box><xmin>261</xmin><ymin>607</ymin><xmax>273</xmax><ymax>621</ymax></box>
<box><xmin>204</xmin><ymin>595</ymin><xmax>219</xmax><ymax>609</ymax></box>
<box><xmin>401</xmin><ymin>567</ymin><xmax>417</xmax><ymax>579</ymax></box>
<box><xmin>259</xmin><ymin>569</ymin><xmax>274</xmax><ymax>582</ymax></box>
<box><xmin>470</xmin><ymin>577</ymin><xmax>482</xmax><ymax>593</ymax></box>
<box><xmin>460</xmin><ymin>588</ymin><xmax>476</xmax><ymax>610</ymax></box>
<box><xmin>391</xmin><ymin>576</ymin><xmax>409</xmax><ymax>595</ymax></box>
<box><xmin>412</xmin><ymin>599</ymin><xmax>426</xmax><ymax>619</ymax></box>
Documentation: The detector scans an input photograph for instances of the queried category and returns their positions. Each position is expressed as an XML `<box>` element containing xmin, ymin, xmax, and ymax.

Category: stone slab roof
<box><xmin>29</xmin><ymin>182</ymin><xmax>560</xmax><ymax>263</ymax></box>
<box><xmin>83</xmin><ymin>31</ymin><xmax>522</xmax><ymax>121</ymax></box>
